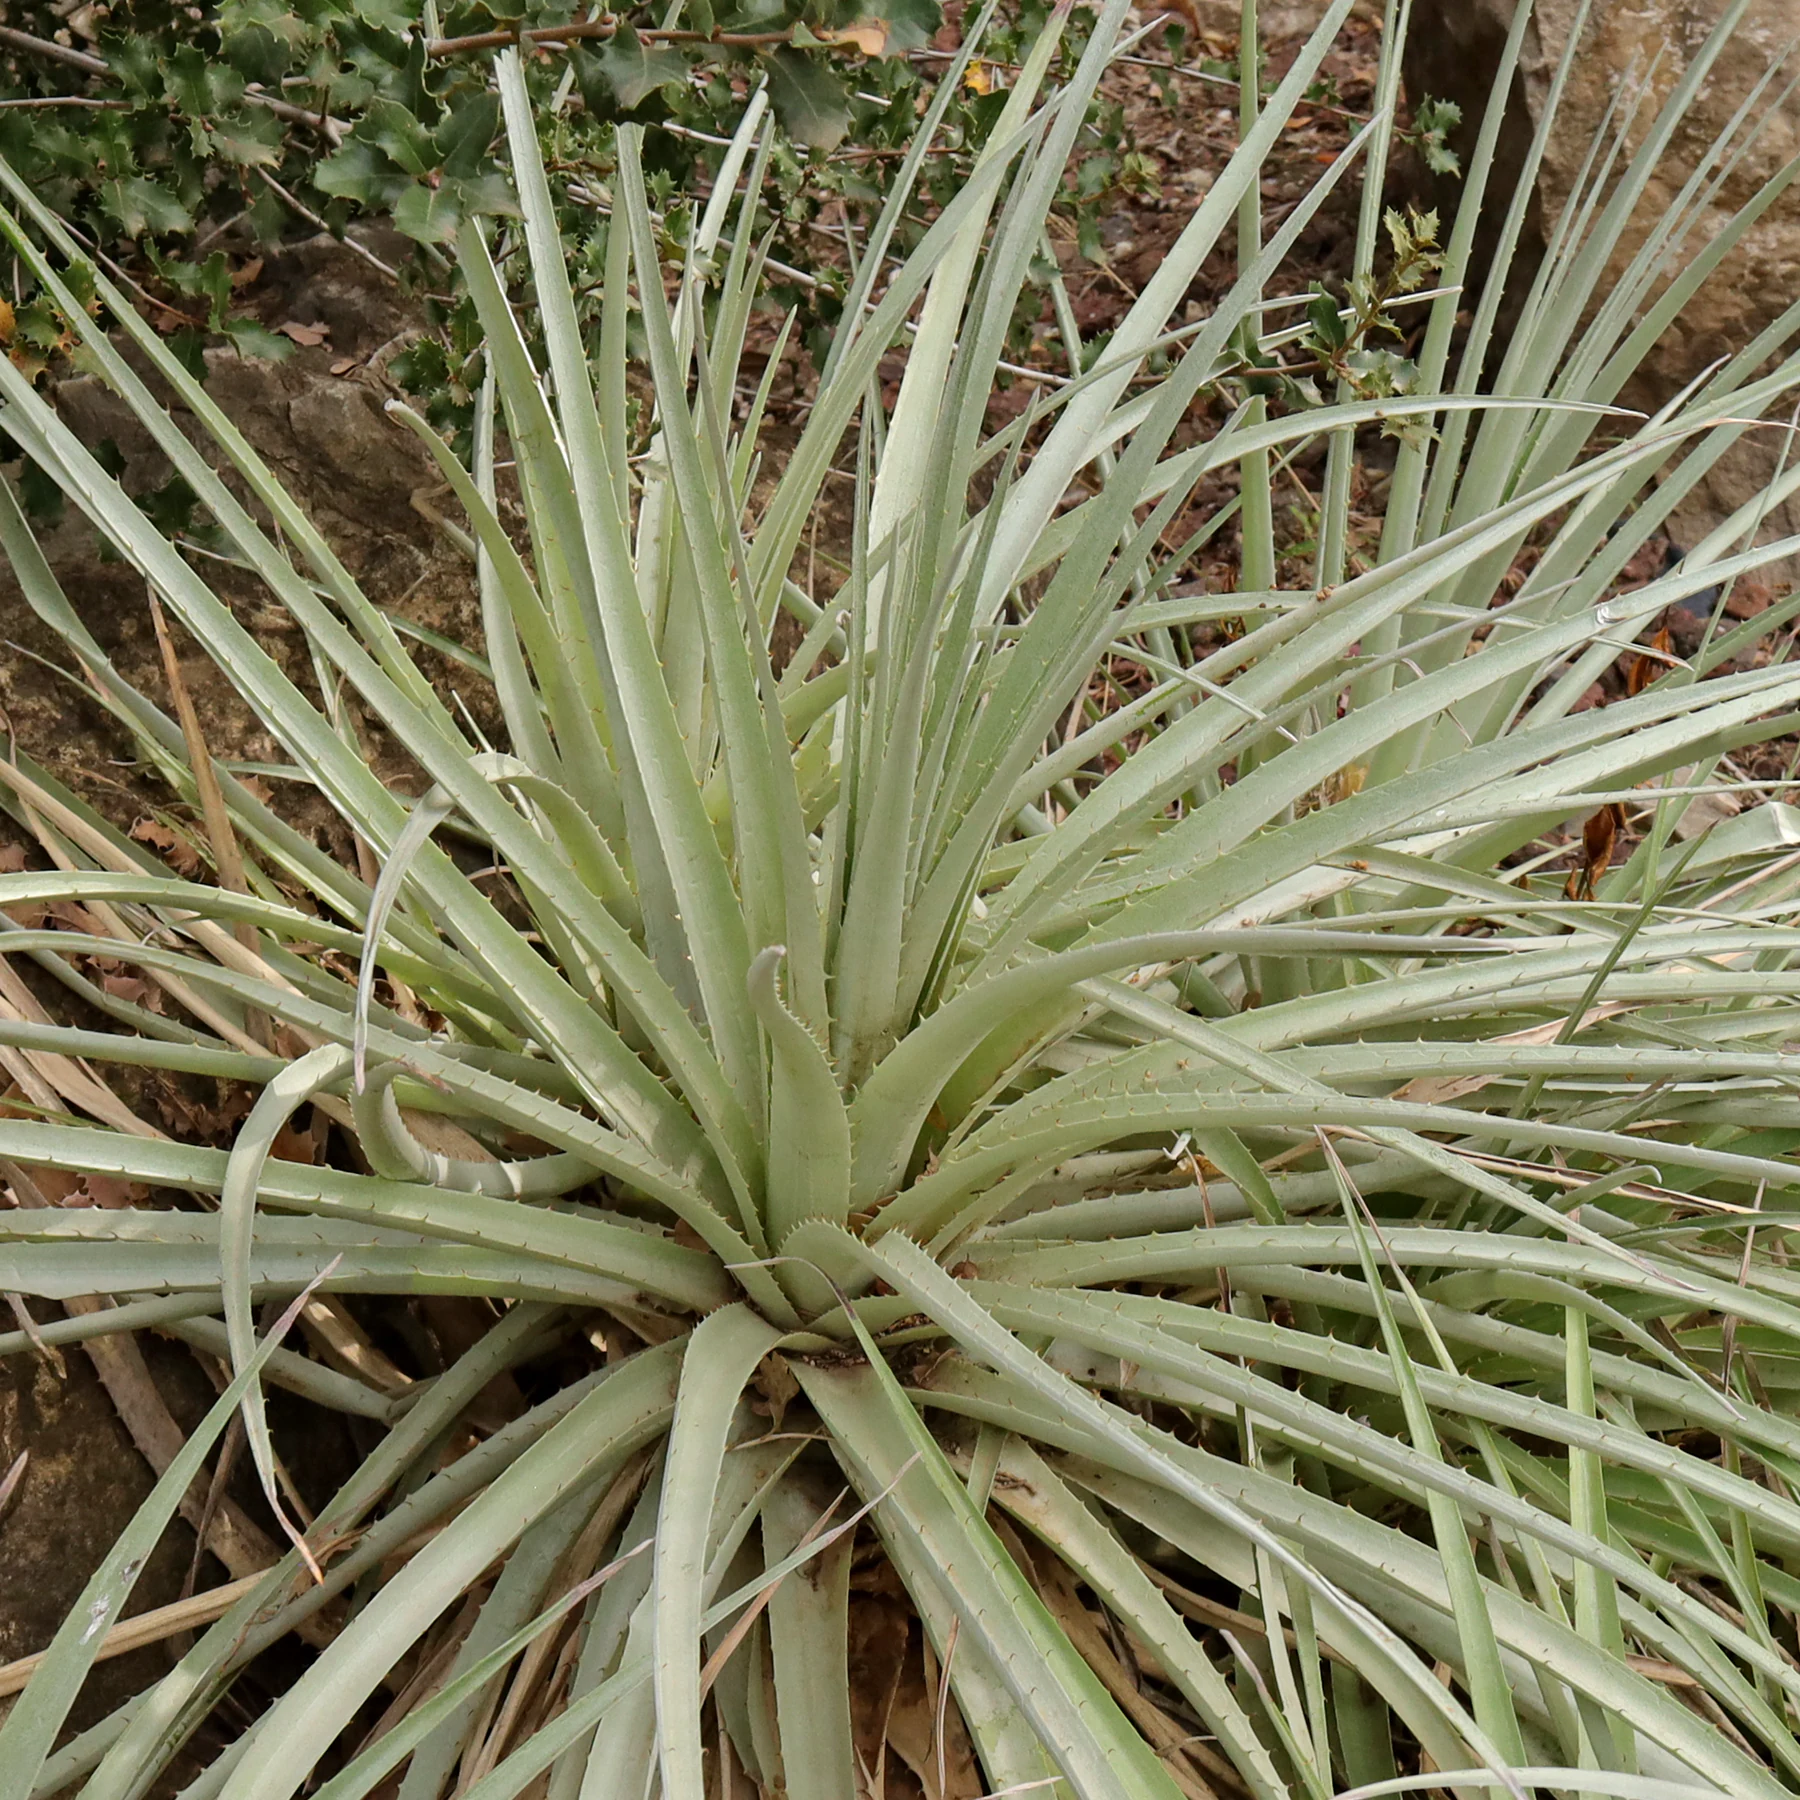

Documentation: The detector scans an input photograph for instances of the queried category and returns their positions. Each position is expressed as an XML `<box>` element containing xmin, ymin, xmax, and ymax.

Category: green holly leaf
<box><xmin>1407</xmin><ymin>96</ymin><xmax>1463</xmax><ymax>179</ymax></box>
<box><xmin>393</xmin><ymin>181</ymin><xmax>464</xmax><ymax>245</ymax></box>
<box><xmin>219</xmin><ymin>24</ymin><xmax>285</xmax><ymax>87</ymax></box>
<box><xmin>1306</xmin><ymin>285</ymin><xmax>1348</xmax><ymax>350</ymax></box>
<box><xmin>103</xmin><ymin>33</ymin><xmax>162</xmax><ymax>98</ymax></box>
<box><xmin>161</xmin><ymin>250</ymin><xmax>233</xmax><ymax>322</ymax></box>
<box><xmin>15</xmin><ymin>299</ymin><xmax>69</xmax><ymax>353</ymax></box>
<box><xmin>1075</xmin><ymin>152</ymin><xmax>1114</xmax><ymax>199</ymax></box>
<box><xmin>165</xmin><ymin>45</ymin><xmax>246</xmax><ymax>118</ymax></box>
<box><xmin>221</xmin><ymin>317</ymin><xmax>297</xmax><ymax>362</ymax></box>
<box><xmin>578</xmin><ymin>28</ymin><xmax>688</xmax><ymax>113</ymax></box>
<box><xmin>1076</xmin><ymin>202</ymin><xmax>1104</xmax><ymax>265</ymax></box>
<box><xmin>220</xmin><ymin>0</ymin><xmax>314</xmax><ymax>48</ymax></box>
<box><xmin>17</xmin><ymin>461</ymin><xmax>65</xmax><ymax>526</ymax></box>
<box><xmin>390</xmin><ymin>335</ymin><xmax>448</xmax><ymax>394</ymax></box>
<box><xmin>62</xmin><ymin>263</ymin><xmax>97</xmax><ymax>317</ymax></box>
<box><xmin>167</xmin><ymin>327</ymin><xmax>210</xmax><ymax>384</ymax></box>
<box><xmin>247</xmin><ymin>187</ymin><xmax>290</xmax><ymax>243</ymax></box>
<box><xmin>436</xmin><ymin>92</ymin><xmax>500</xmax><ymax>178</ymax></box>
<box><xmin>209</xmin><ymin>110</ymin><xmax>285</xmax><ymax>170</ymax></box>
<box><xmin>452</xmin><ymin>172</ymin><xmax>519</xmax><ymax>220</ymax></box>
<box><xmin>139</xmin><ymin>473</ymin><xmax>204</xmax><ymax>538</ymax></box>
<box><xmin>865</xmin><ymin>0</ymin><xmax>942</xmax><ymax>54</ymax></box>
<box><xmin>314</xmin><ymin>138</ymin><xmax>407</xmax><ymax>207</ymax></box>
<box><xmin>362</xmin><ymin>97</ymin><xmax>438</xmax><ymax>176</ymax></box>
<box><xmin>352</xmin><ymin>0</ymin><xmax>417</xmax><ymax>29</ymax></box>
<box><xmin>765</xmin><ymin>50</ymin><xmax>850</xmax><ymax>153</ymax></box>
<box><xmin>1344</xmin><ymin>346</ymin><xmax>1417</xmax><ymax>398</ymax></box>
<box><xmin>97</xmin><ymin>177</ymin><xmax>193</xmax><ymax>239</ymax></box>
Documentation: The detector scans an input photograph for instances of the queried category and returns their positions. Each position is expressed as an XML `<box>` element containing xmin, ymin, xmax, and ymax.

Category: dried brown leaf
<box><xmin>130</xmin><ymin>817</ymin><xmax>205</xmax><ymax>878</ymax></box>
<box><xmin>78</xmin><ymin>1173</ymin><xmax>148</xmax><ymax>1209</ymax></box>
<box><xmin>884</xmin><ymin>1619</ymin><xmax>980</xmax><ymax>1800</ymax></box>
<box><xmin>818</xmin><ymin>21</ymin><xmax>889</xmax><ymax>55</ymax></box>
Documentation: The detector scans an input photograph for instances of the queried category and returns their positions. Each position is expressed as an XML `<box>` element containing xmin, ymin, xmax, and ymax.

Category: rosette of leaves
<box><xmin>5</xmin><ymin>3</ymin><xmax>1800</xmax><ymax>1798</ymax></box>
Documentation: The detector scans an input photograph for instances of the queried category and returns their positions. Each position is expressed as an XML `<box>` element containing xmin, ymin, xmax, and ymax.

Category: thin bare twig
<box><xmin>0</xmin><ymin>1449</ymin><xmax>26</xmax><ymax>1525</ymax></box>
<box><xmin>0</xmin><ymin>95</ymin><xmax>128</xmax><ymax>111</ymax></box>
<box><xmin>0</xmin><ymin>26</ymin><xmax>106</xmax><ymax>78</ymax></box>
<box><xmin>256</xmin><ymin>171</ymin><xmax>404</xmax><ymax>282</ymax></box>
<box><xmin>429</xmin><ymin>18</ymin><xmax>795</xmax><ymax>56</ymax></box>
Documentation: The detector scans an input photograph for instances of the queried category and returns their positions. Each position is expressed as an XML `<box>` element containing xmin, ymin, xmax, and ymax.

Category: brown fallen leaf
<box><xmin>1627</xmin><ymin>621</ymin><xmax>1673</xmax><ymax>696</ymax></box>
<box><xmin>48</xmin><ymin>899</ymin><xmax>106</xmax><ymax>934</ymax></box>
<box><xmin>1626</xmin><ymin>1654</ymin><xmax>1701</xmax><ymax>1686</ymax></box>
<box><xmin>1493</xmin><ymin>1003</ymin><xmax>1629</xmax><ymax>1045</ymax></box>
<box><xmin>884</xmin><ymin>1617</ymin><xmax>981</xmax><ymax>1800</ymax></box>
<box><xmin>752</xmin><ymin>1351</ymin><xmax>800</xmax><ymax>1431</ymax></box>
<box><xmin>1565</xmin><ymin>800</ymin><xmax>1627</xmax><ymax>901</ymax></box>
<box><xmin>277</xmin><ymin>320</ymin><xmax>330</xmax><ymax>347</ymax></box>
<box><xmin>329</xmin><ymin>356</ymin><xmax>359</xmax><ymax>376</ymax></box>
<box><xmin>130</xmin><ymin>817</ymin><xmax>205</xmax><ymax>878</ymax></box>
<box><xmin>271</xmin><ymin>1117</ymin><xmax>320</xmax><ymax>1166</ymax></box>
<box><xmin>847</xmin><ymin>1594</ymin><xmax>910</xmax><ymax>1791</ymax></box>
<box><xmin>1391</xmin><ymin>1072</ymin><xmax>1496</xmax><ymax>1106</ymax></box>
<box><xmin>1032</xmin><ymin>1557</ymin><xmax>1219</xmax><ymax>1800</ymax></box>
<box><xmin>818</xmin><ymin>21</ymin><xmax>888</xmax><ymax>54</ymax></box>
<box><xmin>229</xmin><ymin>256</ymin><xmax>264</xmax><ymax>289</ymax></box>
<box><xmin>100</xmin><ymin>971</ymin><xmax>165</xmax><ymax>1014</ymax></box>
<box><xmin>78</xmin><ymin>1174</ymin><xmax>149</xmax><ymax>1209</ymax></box>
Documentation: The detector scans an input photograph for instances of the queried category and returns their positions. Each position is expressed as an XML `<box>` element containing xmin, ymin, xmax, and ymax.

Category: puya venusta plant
<box><xmin>6</xmin><ymin>0</ymin><xmax>1800</xmax><ymax>1795</ymax></box>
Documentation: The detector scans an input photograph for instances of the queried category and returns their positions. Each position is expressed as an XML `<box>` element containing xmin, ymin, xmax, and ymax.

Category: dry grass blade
<box><xmin>0</xmin><ymin>1571</ymin><xmax>267</xmax><ymax>1698</ymax></box>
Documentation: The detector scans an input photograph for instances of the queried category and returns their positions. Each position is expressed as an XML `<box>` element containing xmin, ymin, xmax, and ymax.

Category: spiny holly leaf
<box><xmin>104</xmin><ymin>33</ymin><xmax>164</xmax><ymax>98</ymax></box>
<box><xmin>864</xmin><ymin>0</ymin><xmax>941</xmax><ymax>53</ymax></box>
<box><xmin>98</xmin><ymin>177</ymin><xmax>193</xmax><ymax>239</ymax></box>
<box><xmin>362</xmin><ymin>96</ymin><xmax>439</xmax><ymax>177</ymax></box>
<box><xmin>219</xmin><ymin>23</ymin><xmax>288</xmax><ymax>85</ymax></box>
<box><xmin>351</xmin><ymin>0</ymin><xmax>419</xmax><ymax>32</ymax></box>
<box><xmin>435</xmin><ymin>91</ymin><xmax>500</xmax><ymax>178</ymax></box>
<box><xmin>164</xmin><ymin>44</ymin><xmax>247</xmax><ymax>118</ymax></box>
<box><xmin>1344</xmin><ymin>345</ymin><xmax>1420</xmax><ymax>398</ymax></box>
<box><xmin>1306</xmin><ymin>284</ymin><xmax>1348</xmax><ymax>351</ymax></box>
<box><xmin>314</xmin><ymin>138</ymin><xmax>409</xmax><ymax>208</ymax></box>
<box><xmin>764</xmin><ymin>48</ymin><xmax>851</xmax><ymax>152</ymax></box>
<box><xmin>393</xmin><ymin>182</ymin><xmax>464</xmax><ymax>244</ymax></box>
<box><xmin>210</xmin><ymin>111</ymin><xmax>286</xmax><ymax>169</ymax></box>
<box><xmin>1405</xmin><ymin>94</ymin><xmax>1462</xmax><ymax>178</ymax></box>
<box><xmin>577</xmin><ymin>27</ymin><xmax>689</xmax><ymax>113</ymax></box>
<box><xmin>396</xmin><ymin>170</ymin><xmax>517</xmax><ymax>242</ymax></box>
